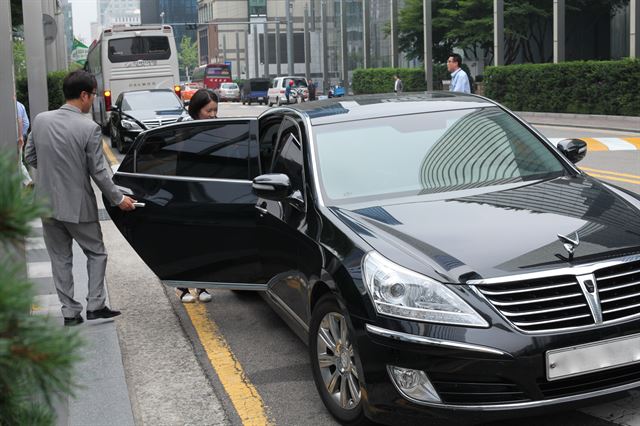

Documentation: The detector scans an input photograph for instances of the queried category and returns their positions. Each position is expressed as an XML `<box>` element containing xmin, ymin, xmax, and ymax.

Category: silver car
<box><xmin>216</xmin><ymin>82</ymin><xmax>240</xmax><ymax>102</ymax></box>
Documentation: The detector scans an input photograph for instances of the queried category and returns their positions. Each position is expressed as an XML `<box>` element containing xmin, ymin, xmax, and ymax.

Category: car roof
<box><xmin>275</xmin><ymin>92</ymin><xmax>496</xmax><ymax>125</ymax></box>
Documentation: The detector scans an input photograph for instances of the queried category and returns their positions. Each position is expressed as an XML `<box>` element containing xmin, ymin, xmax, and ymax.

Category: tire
<box><xmin>276</xmin><ymin>97</ymin><xmax>281</xmax><ymax>107</ymax></box>
<box><xmin>309</xmin><ymin>294</ymin><xmax>367</xmax><ymax>425</ymax></box>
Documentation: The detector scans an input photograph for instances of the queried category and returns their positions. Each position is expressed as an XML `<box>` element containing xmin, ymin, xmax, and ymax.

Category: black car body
<box><xmin>109</xmin><ymin>89</ymin><xmax>188</xmax><ymax>153</ymax></box>
<box><xmin>241</xmin><ymin>78</ymin><xmax>270</xmax><ymax>105</ymax></box>
<box><xmin>106</xmin><ymin>93</ymin><xmax>640</xmax><ymax>425</ymax></box>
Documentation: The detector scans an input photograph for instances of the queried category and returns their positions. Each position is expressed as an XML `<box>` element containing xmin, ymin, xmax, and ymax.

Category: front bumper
<box><xmin>353</xmin><ymin>316</ymin><xmax>640</xmax><ymax>425</ymax></box>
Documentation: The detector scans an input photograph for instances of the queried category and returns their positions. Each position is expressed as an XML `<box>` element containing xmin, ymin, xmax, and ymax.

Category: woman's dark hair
<box><xmin>188</xmin><ymin>89</ymin><xmax>218</xmax><ymax>119</ymax></box>
<box><xmin>62</xmin><ymin>70</ymin><xmax>97</xmax><ymax>100</ymax></box>
<box><xmin>448</xmin><ymin>53</ymin><xmax>463</xmax><ymax>67</ymax></box>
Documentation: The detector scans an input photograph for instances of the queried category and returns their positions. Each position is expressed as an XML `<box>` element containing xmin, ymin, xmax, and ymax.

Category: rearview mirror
<box><xmin>252</xmin><ymin>174</ymin><xmax>292</xmax><ymax>200</ymax></box>
<box><xmin>557</xmin><ymin>138</ymin><xmax>587</xmax><ymax>164</ymax></box>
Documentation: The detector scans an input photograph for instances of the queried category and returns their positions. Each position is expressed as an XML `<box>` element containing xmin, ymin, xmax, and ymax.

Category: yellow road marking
<box><xmin>102</xmin><ymin>138</ymin><xmax>118</xmax><ymax>167</ymax></box>
<box><xmin>185</xmin><ymin>303</ymin><xmax>273</xmax><ymax>426</ymax></box>
<box><xmin>623</xmin><ymin>138</ymin><xmax>640</xmax><ymax>149</ymax></box>
<box><xmin>581</xmin><ymin>167</ymin><xmax>640</xmax><ymax>180</ymax></box>
<box><xmin>585</xmin><ymin>172</ymin><xmax>640</xmax><ymax>186</ymax></box>
<box><xmin>582</xmin><ymin>137</ymin><xmax>609</xmax><ymax>152</ymax></box>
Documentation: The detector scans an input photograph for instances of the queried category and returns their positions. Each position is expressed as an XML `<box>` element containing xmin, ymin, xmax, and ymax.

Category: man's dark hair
<box><xmin>62</xmin><ymin>70</ymin><xmax>97</xmax><ymax>100</ymax></box>
<box><xmin>448</xmin><ymin>53</ymin><xmax>462</xmax><ymax>67</ymax></box>
<box><xmin>188</xmin><ymin>89</ymin><xmax>218</xmax><ymax>119</ymax></box>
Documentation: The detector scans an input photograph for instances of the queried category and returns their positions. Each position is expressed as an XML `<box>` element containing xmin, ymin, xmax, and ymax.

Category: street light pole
<box><xmin>263</xmin><ymin>22</ymin><xmax>269</xmax><ymax>78</ymax></box>
<box><xmin>304</xmin><ymin>6</ymin><xmax>310</xmax><ymax>82</ymax></box>
<box><xmin>553</xmin><ymin>0</ymin><xmax>565</xmax><ymax>63</ymax></box>
<box><xmin>423</xmin><ymin>0</ymin><xmax>433</xmax><ymax>91</ymax></box>
<box><xmin>340</xmin><ymin>0</ymin><xmax>349</xmax><ymax>93</ymax></box>
<box><xmin>321</xmin><ymin>0</ymin><xmax>328</xmax><ymax>93</ymax></box>
<box><xmin>493</xmin><ymin>0</ymin><xmax>504</xmax><ymax>66</ymax></box>
<box><xmin>631</xmin><ymin>0</ymin><xmax>639</xmax><ymax>58</ymax></box>
<box><xmin>362</xmin><ymin>0</ymin><xmax>370</xmax><ymax>69</ymax></box>
<box><xmin>286</xmin><ymin>0</ymin><xmax>294</xmax><ymax>74</ymax></box>
<box><xmin>390</xmin><ymin>0</ymin><xmax>398</xmax><ymax>68</ymax></box>
<box><xmin>275</xmin><ymin>21</ymin><xmax>281</xmax><ymax>75</ymax></box>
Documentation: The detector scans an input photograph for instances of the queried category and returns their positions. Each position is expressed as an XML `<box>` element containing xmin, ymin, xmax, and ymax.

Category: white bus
<box><xmin>85</xmin><ymin>24</ymin><xmax>180</xmax><ymax>132</ymax></box>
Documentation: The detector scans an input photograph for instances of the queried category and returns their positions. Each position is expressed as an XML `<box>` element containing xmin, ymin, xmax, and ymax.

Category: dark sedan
<box><xmin>106</xmin><ymin>93</ymin><xmax>640</xmax><ymax>425</ymax></box>
<box><xmin>109</xmin><ymin>89</ymin><xmax>189</xmax><ymax>153</ymax></box>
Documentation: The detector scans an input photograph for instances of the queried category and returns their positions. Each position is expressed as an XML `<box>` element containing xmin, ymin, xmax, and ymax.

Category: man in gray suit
<box><xmin>25</xmin><ymin>70</ymin><xmax>136</xmax><ymax>326</ymax></box>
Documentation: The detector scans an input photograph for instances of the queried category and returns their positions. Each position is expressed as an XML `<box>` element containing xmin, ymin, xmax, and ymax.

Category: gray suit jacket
<box><xmin>25</xmin><ymin>104</ymin><xmax>123</xmax><ymax>223</ymax></box>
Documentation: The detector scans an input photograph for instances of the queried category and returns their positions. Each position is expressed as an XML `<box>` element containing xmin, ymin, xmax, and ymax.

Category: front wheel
<box><xmin>309</xmin><ymin>294</ymin><xmax>367</xmax><ymax>425</ymax></box>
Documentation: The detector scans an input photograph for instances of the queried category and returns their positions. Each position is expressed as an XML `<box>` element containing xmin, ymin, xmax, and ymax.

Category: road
<box><xmin>105</xmin><ymin>102</ymin><xmax>640</xmax><ymax>426</ymax></box>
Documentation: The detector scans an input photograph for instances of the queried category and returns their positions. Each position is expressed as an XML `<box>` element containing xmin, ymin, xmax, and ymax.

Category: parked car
<box><xmin>106</xmin><ymin>92</ymin><xmax>640</xmax><ymax>425</ymax></box>
<box><xmin>109</xmin><ymin>89</ymin><xmax>188</xmax><ymax>153</ymax></box>
<box><xmin>241</xmin><ymin>78</ymin><xmax>270</xmax><ymax>105</ymax></box>
<box><xmin>267</xmin><ymin>76</ymin><xmax>308</xmax><ymax>106</ymax></box>
<box><xmin>215</xmin><ymin>82</ymin><xmax>241</xmax><ymax>102</ymax></box>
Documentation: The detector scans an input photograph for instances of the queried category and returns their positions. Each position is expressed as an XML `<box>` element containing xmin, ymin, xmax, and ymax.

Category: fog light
<box><xmin>388</xmin><ymin>365</ymin><xmax>441</xmax><ymax>403</ymax></box>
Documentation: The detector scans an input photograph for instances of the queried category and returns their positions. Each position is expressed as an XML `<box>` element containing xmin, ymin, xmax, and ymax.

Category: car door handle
<box><xmin>133</xmin><ymin>202</ymin><xmax>146</xmax><ymax>208</ymax></box>
<box><xmin>255</xmin><ymin>202</ymin><xmax>268</xmax><ymax>214</ymax></box>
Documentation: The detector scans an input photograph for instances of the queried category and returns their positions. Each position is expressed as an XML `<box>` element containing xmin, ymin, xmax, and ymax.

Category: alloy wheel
<box><xmin>316</xmin><ymin>311</ymin><xmax>361</xmax><ymax>410</ymax></box>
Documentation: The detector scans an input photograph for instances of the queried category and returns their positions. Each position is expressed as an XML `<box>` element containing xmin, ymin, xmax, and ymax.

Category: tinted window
<box><xmin>136</xmin><ymin>123</ymin><xmax>251</xmax><ymax>179</ymax></box>
<box><xmin>108</xmin><ymin>36</ymin><xmax>171</xmax><ymax>62</ymax></box>
<box><xmin>272</xmin><ymin>134</ymin><xmax>303</xmax><ymax>190</ymax></box>
<box><xmin>122</xmin><ymin>91</ymin><xmax>182</xmax><ymax>111</ymax></box>
<box><xmin>314</xmin><ymin>107</ymin><xmax>566</xmax><ymax>203</ymax></box>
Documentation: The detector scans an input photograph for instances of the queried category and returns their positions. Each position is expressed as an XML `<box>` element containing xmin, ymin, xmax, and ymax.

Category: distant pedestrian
<box><xmin>175</xmin><ymin>89</ymin><xmax>220</xmax><ymax>303</ymax></box>
<box><xmin>24</xmin><ymin>70</ymin><xmax>137</xmax><ymax>326</ymax></box>
<box><xmin>394</xmin><ymin>75</ymin><xmax>403</xmax><ymax>94</ymax></box>
<box><xmin>285</xmin><ymin>79</ymin><xmax>293</xmax><ymax>104</ymax></box>
<box><xmin>15</xmin><ymin>99</ymin><xmax>32</xmax><ymax>186</ymax></box>
<box><xmin>447</xmin><ymin>53</ymin><xmax>471</xmax><ymax>94</ymax></box>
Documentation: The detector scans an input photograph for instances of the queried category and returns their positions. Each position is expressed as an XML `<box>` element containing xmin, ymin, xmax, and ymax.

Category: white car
<box><xmin>267</xmin><ymin>76</ymin><xmax>309</xmax><ymax>106</ymax></box>
<box><xmin>215</xmin><ymin>83</ymin><xmax>240</xmax><ymax>102</ymax></box>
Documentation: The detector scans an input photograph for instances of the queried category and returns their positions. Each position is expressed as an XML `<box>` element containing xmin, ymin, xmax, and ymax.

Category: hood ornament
<box><xmin>557</xmin><ymin>232</ymin><xmax>580</xmax><ymax>259</ymax></box>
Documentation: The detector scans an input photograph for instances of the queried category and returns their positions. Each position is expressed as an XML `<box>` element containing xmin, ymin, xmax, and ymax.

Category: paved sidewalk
<box><xmin>516</xmin><ymin>111</ymin><xmax>640</xmax><ymax>133</ymax></box>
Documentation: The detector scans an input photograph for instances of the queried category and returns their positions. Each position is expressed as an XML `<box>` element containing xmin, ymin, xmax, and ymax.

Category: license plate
<box><xmin>258</xmin><ymin>97</ymin><xmax>264</xmax><ymax>101</ymax></box>
<box><xmin>546</xmin><ymin>333</ymin><xmax>640</xmax><ymax>381</ymax></box>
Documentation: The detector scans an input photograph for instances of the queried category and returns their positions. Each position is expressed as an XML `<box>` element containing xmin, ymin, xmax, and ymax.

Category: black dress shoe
<box><xmin>64</xmin><ymin>315</ymin><xmax>84</xmax><ymax>326</ymax></box>
<box><xmin>86</xmin><ymin>307</ymin><xmax>121</xmax><ymax>320</ymax></box>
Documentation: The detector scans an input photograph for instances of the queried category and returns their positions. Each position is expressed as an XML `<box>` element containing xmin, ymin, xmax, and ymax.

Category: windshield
<box><xmin>122</xmin><ymin>91</ymin><xmax>182</xmax><ymax>111</ymax></box>
<box><xmin>108</xmin><ymin>36</ymin><xmax>170</xmax><ymax>63</ymax></box>
<box><xmin>313</xmin><ymin>107</ymin><xmax>567</xmax><ymax>204</ymax></box>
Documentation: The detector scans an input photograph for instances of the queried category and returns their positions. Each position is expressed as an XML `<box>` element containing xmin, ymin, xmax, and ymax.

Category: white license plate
<box><xmin>546</xmin><ymin>333</ymin><xmax>640</xmax><ymax>381</ymax></box>
<box><xmin>258</xmin><ymin>97</ymin><xmax>264</xmax><ymax>100</ymax></box>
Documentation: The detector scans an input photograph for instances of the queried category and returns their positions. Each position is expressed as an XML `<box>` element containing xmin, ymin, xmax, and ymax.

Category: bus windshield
<box><xmin>108</xmin><ymin>36</ymin><xmax>171</xmax><ymax>63</ymax></box>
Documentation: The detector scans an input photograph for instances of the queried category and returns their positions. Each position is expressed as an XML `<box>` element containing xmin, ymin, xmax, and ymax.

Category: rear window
<box><xmin>206</xmin><ymin>66</ymin><xmax>231</xmax><ymax>77</ymax></box>
<box><xmin>221</xmin><ymin>83</ymin><xmax>238</xmax><ymax>89</ymax></box>
<box><xmin>122</xmin><ymin>91</ymin><xmax>182</xmax><ymax>111</ymax></box>
<box><xmin>108</xmin><ymin>36</ymin><xmax>171</xmax><ymax>62</ymax></box>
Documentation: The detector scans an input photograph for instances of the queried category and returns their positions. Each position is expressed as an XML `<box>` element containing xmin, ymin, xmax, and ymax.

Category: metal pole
<box><xmin>493</xmin><ymin>0</ymin><xmax>504</xmax><ymax>66</ymax></box>
<box><xmin>553</xmin><ymin>0</ymin><xmax>565</xmax><ymax>63</ymax></box>
<box><xmin>321</xmin><ymin>1</ymin><xmax>328</xmax><ymax>93</ymax></box>
<box><xmin>275</xmin><ymin>21</ymin><xmax>281</xmax><ymax>75</ymax></box>
<box><xmin>0</xmin><ymin>0</ymin><xmax>19</xmax><ymax>153</ymax></box>
<box><xmin>286</xmin><ymin>0</ymin><xmax>294</xmax><ymax>74</ymax></box>
<box><xmin>304</xmin><ymin>6</ymin><xmax>310</xmax><ymax>81</ymax></box>
<box><xmin>253</xmin><ymin>25</ymin><xmax>259</xmax><ymax>78</ymax></box>
<box><xmin>423</xmin><ymin>0</ymin><xmax>433</xmax><ymax>91</ymax></box>
<box><xmin>362</xmin><ymin>0</ymin><xmax>370</xmax><ymax>68</ymax></box>
<box><xmin>390</xmin><ymin>0</ymin><xmax>398</xmax><ymax>68</ymax></box>
<box><xmin>340</xmin><ymin>0</ymin><xmax>349</xmax><ymax>93</ymax></box>
<box><xmin>263</xmin><ymin>22</ymin><xmax>269</xmax><ymax>78</ymax></box>
<box><xmin>310</xmin><ymin>0</ymin><xmax>316</xmax><ymax>32</ymax></box>
<box><xmin>222</xmin><ymin>34</ymin><xmax>227</xmax><ymax>62</ymax></box>
<box><xmin>236</xmin><ymin>31</ymin><xmax>241</xmax><ymax>80</ymax></box>
<box><xmin>244</xmin><ymin>29</ymin><xmax>249</xmax><ymax>78</ymax></box>
<box><xmin>23</xmin><ymin>0</ymin><xmax>49</xmax><ymax>118</ymax></box>
<box><xmin>631</xmin><ymin>0</ymin><xmax>639</xmax><ymax>58</ymax></box>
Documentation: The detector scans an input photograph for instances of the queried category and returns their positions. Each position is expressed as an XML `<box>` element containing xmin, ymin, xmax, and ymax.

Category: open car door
<box><xmin>106</xmin><ymin>118</ymin><xmax>266</xmax><ymax>290</ymax></box>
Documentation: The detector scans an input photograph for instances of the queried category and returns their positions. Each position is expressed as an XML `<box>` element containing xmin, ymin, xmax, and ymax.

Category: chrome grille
<box><xmin>141</xmin><ymin>118</ymin><xmax>178</xmax><ymax>129</ymax></box>
<box><xmin>596</xmin><ymin>260</ymin><xmax>640</xmax><ymax>322</ymax></box>
<box><xmin>474</xmin><ymin>276</ymin><xmax>593</xmax><ymax>332</ymax></box>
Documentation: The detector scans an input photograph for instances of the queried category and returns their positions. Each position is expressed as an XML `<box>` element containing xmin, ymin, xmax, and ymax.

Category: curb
<box><xmin>517</xmin><ymin>111</ymin><xmax>640</xmax><ymax>133</ymax></box>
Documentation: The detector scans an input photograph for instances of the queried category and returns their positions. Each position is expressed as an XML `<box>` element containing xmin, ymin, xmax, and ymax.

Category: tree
<box><xmin>13</xmin><ymin>39</ymin><xmax>26</xmax><ymax>80</ymax></box>
<box><xmin>179</xmin><ymin>36</ymin><xmax>198</xmax><ymax>80</ymax></box>
<box><xmin>0</xmin><ymin>151</ymin><xmax>82</xmax><ymax>425</ymax></box>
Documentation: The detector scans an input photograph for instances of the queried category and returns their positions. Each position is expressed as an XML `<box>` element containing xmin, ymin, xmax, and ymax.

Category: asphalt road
<box><xmin>107</xmin><ymin>102</ymin><xmax>640</xmax><ymax>426</ymax></box>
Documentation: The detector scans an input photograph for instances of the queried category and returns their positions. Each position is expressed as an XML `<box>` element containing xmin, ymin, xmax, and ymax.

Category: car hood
<box><xmin>124</xmin><ymin>108</ymin><xmax>186</xmax><ymax>122</ymax></box>
<box><xmin>330</xmin><ymin>176</ymin><xmax>640</xmax><ymax>283</ymax></box>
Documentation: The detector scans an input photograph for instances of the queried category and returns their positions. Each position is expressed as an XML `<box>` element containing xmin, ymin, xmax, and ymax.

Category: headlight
<box><xmin>121</xmin><ymin>119</ymin><xmax>142</xmax><ymax>130</ymax></box>
<box><xmin>362</xmin><ymin>251</ymin><xmax>488</xmax><ymax>327</ymax></box>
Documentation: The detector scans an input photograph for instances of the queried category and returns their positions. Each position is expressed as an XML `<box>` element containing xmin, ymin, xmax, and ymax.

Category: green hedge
<box><xmin>16</xmin><ymin>70</ymin><xmax>67</xmax><ymax>113</ymax></box>
<box><xmin>352</xmin><ymin>64</ymin><xmax>473</xmax><ymax>94</ymax></box>
<box><xmin>484</xmin><ymin>59</ymin><xmax>640</xmax><ymax>116</ymax></box>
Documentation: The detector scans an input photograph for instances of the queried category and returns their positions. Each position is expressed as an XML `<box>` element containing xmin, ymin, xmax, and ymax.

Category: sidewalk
<box><xmin>516</xmin><ymin>111</ymin><xmax>640</xmax><ymax>133</ymax></box>
<box><xmin>28</xmin><ymin>184</ymin><xmax>230</xmax><ymax>426</ymax></box>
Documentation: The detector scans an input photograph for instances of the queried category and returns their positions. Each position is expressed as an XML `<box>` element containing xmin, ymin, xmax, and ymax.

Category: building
<box><xmin>98</xmin><ymin>0</ymin><xmax>141</xmax><ymax>28</ymax></box>
<box><xmin>60</xmin><ymin>0</ymin><xmax>74</xmax><ymax>65</ymax></box>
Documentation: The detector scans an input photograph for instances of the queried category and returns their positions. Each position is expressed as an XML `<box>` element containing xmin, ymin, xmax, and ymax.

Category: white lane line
<box><xmin>26</xmin><ymin>237</ymin><xmax>46</xmax><ymax>250</ymax></box>
<box><xmin>27</xmin><ymin>261</ymin><xmax>52</xmax><ymax>279</ymax></box>
<box><xmin>597</xmin><ymin>138</ymin><xmax>638</xmax><ymax>151</ymax></box>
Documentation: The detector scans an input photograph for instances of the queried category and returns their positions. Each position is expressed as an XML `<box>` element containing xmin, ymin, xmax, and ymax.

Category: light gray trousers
<box><xmin>42</xmin><ymin>218</ymin><xmax>108</xmax><ymax>317</ymax></box>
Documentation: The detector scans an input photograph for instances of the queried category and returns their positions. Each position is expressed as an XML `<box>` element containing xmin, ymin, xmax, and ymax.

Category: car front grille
<box><xmin>473</xmin><ymin>259</ymin><xmax>640</xmax><ymax>333</ymax></box>
<box><xmin>141</xmin><ymin>118</ymin><xmax>178</xmax><ymax>129</ymax></box>
<box><xmin>429</xmin><ymin>373</ymin><xmax>530</xmax><ymax>404</ymax></box>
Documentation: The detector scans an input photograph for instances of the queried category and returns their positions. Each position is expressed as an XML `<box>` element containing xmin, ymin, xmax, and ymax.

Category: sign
<box><xmin>70</xmin><ymin>38</ymin><xmax>88</xmax><ymax>66</ymax></box>
<box><xmin>224</xmin><ymin>60</ymin><xmax>232</xmax><ymax>73</ymax></box>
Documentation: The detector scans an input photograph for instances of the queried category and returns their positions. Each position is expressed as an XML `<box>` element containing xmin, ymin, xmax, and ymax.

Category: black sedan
<box><xmin>109</xmin><ymin>89</ymin><xmax>189</xmax><ymax>153</ymax></box>
<box><xmin>106</xmin><ymin>93</ymin><xmax>640</xmax><ymax>425</ymax></box>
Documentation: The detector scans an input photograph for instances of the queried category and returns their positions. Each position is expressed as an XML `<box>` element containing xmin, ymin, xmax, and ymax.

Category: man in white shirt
<box><xmin>447</xmin><ymin>54</ymin><xmax>471</xmax><ymax>94</ymax></box>
<box><xmin>394</xmin><ymin>75</ymin><xmax>403</xmax><ymax>94</ymax></box>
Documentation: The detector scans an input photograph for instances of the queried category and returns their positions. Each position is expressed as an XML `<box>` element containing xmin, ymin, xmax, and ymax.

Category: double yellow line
<box><xmin>102</xmin><ymin>137</ymin><xmax>118</xmax><ymax>167</ymax></box>
<box><xmin>582</xmin><ymin>167</ymin><xmax>640</xmax><ymax>186</ymax></box>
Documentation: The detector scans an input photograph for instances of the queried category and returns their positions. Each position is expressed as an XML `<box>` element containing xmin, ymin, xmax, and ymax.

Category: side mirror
<box><xmin>111</xmin><ymin>104</ymin><xmax>119</xmax><ymax>112</ymax></box>
<box><xmin>557</xmin><ymin>138</ymin><xmax>587</xmax><ymax>164</ymax></box>
<box><xmin>252</xmin><ymin>173</ymin><xmax>291</xmax><ymax>200</ymax></box>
